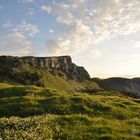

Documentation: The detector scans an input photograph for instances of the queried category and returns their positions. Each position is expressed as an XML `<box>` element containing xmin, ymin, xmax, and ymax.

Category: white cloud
<box><xmin>0</xmin><ymin>32</ymin><xmax>34</xmax><ymax>56</ymax></box>
<box><xmin>46</xmin><ymin>21</ymin><xmax>93</xmax><ymax>55</ymax></box>
<box><xmin>89</xmin><ymin>50</ymin><xmax>102</xmax><ymax>59</ymax></box>
<box><xmin>42</xmin><ymin>0</ymin><xmax>140</xmax><ymax>55</ymax></box>
<box><xmin>14</xmin><ymin>22</ymin><xmax>40</xmax><ymax>37</ymax></box>
<box><xmin>22</xmin><ymin>0</ymin><xmax>34</xmax><ymax>3</ymax></box>
<box><xmin>3</xmin><ymin>20</ymin><xmax>13</xmax><ymax>28</ymax></box>
<box><xmin>115</xmin><ymin>0</ymin><xmax>120</xmax><ymax>3</ymax></box>
<box><xmin>3</xmin><ymin>21</ymin><xmax>40</xmax><ymax>37</ymax></box>
<box><xmin>41</xmin><ymin>6</ymin><xmax>52</xmax><ymax>13</ymax></box>
<box><xmin>28</xmin><ymin>11</ymin><xmax>35</xmax><ymax>16</ymax></box>
<box><xmin>134</xmin><ymin>41</ymin><xmax>140</xmax><ymax>48</ymax></box>
<box><xmin>49</xmin><ymin>29</ymin><xmax>54</xmax><ymax>33</ymax></box>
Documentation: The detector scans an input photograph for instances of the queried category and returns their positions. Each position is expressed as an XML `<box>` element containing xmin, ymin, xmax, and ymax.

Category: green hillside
<box><xmin>0</xmin><ymin>63</ymin><xmax>99</xmax><ymax>91</ymax></box>
<box><xmin>0</xmin><ymin>64</ymin><xmax>80</xmax><ymax>91</ymax></box>
<box><xmin>0</xmin><ymin>80</ymin><xmax>140</xmax><ymax>139</ymax></box>
<box><xmin>0</xmin><ymin>80</ymin><xmax>139</xmax><ymax>118</ymax></box>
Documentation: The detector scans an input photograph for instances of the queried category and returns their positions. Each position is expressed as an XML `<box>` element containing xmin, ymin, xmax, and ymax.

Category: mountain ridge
<box><xmin>1</xmin><ymin>55</ymin><xmax>140</xmax><ymax>97</ymax></box>
<box><xmin>0</xmin><ymin>55</ymin><xmax>90</xmax><ymax>83</ymax></box>
<box><xmin>93</xmin><ymin>77</ymin><xmax>140</xmax><ymax>97</ymax></box>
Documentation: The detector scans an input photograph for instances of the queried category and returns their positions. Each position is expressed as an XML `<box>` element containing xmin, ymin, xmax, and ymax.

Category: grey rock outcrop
<box><xmin>0</xmin><ymin>55</ymin><xmax>90</xmax><ymax>82</ymax></box>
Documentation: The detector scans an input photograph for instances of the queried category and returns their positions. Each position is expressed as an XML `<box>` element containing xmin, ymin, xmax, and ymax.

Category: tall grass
<box><xmin>0</xmin><ymin>114</ymin><xmax>139</xmax><ymax>140</ymax></box>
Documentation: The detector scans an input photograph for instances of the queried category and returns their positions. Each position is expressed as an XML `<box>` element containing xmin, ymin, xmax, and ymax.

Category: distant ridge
<box><xmin>93</xmin><ymin>77</ymin><xmax>140</xmax><ymax>97</ymax></box>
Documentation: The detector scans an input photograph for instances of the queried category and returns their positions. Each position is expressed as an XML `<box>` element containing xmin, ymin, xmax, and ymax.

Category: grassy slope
<box><xmin>0</xmin><ymin>81</ymin><xmax>139</xmax><ymax>118</ymax></box>
<box><xmin>0</xmin><ymin>115</ymin><xmax>140</xmax><ymax>140</ymax></box>
<box><xmin>34</xmin><ymin>68</ymin><xmax>84</xmax><ymax>91</ymax></box>
<box><xmin>0</xmin><ymin>62</ymin><xmax>84</xmax><ymax>91</ymax></box>
<box><xmin>0</xmin><ymin>81</ymin><xmax>140</xmax><ymax>139</ymax></box>
<box><xmin>1</xmin><ymin>62</ymin><xmax>101</xmax><ymax>92</ymax></box>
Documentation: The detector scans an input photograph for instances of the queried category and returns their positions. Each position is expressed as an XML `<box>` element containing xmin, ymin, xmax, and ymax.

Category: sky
<box><xmin>0</xmin><ymin>0</ymin><xmax>140</xmax><ymax>78</ymax></box>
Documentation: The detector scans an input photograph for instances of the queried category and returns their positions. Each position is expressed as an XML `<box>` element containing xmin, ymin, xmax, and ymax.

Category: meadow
<box><xmin>0</xmin><ymin>80</ymin><xmax>140</xmax><ymax>139</ymax></box>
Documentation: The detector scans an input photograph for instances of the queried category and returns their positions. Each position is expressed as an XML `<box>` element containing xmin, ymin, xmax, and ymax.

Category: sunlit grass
<box><xmin>0</xmin><ymin>81</ymin><xmax>140</xmax><ymax>139</ymax></box>
<box><xmin>0</xmin><ymin>114</ymin><xmax>139</xmax><ymax>140</ymax></box>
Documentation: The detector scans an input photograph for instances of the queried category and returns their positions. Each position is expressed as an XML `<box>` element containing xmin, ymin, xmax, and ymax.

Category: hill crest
<box><xmin>0</xmin><ymin>55</ymin><xmax>90</xmax><ymax>82</ymax></box>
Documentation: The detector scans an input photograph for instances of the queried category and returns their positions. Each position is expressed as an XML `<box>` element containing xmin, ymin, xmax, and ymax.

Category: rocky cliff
<box><xmin>0</xmin><ymin>56</ymin><xmax>90</xmax><ymax>82</ymax></box>
<box><xmin>93</xmin><ymin>77</ymin><xmax>140</xmax><ymax>97</ymax></box>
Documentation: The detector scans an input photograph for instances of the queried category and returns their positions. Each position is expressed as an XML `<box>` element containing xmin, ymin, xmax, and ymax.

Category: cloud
<box><xmin>46</xmin><ymin>21</ymin><xmax>93</xmax><ymax>55</ymax></box>
<box><xmin>28</xmin><ymin>11</ymin><xmax>35</xmax><ymax>16</ymax></box>
<box><xmin>134</xmin><ymin>41</ymin><xmax>140</xmax><ymax>48</ymax></box>
<box><xmin>3</xmin><ymin>20</ymin><xmax>13</xmax><ymax>28</ymax></box>
<box><xmin>42</xmin><ymin>0</ymin><xmax>140</xmax><ymax>55</ymax></box>
<box><xmin>3</xmin><ymin>21</ymin><xmax>40</xmax><ymax>37</ymax></box>
<box><xmin>41</xmin><ymin>6</ymin><xmax>52</xmax><ymax>13</ymax></box>
<box><xmin>0</xmin><ymin>32</ymin><xmax>34</xmax><ymax>56</ymax></box>
<box><xmin>89</xmin><ymin>50</ymin><xmax>102</xmax><ymax>59</ymax></box>
<box><xmin>49</xmin><ymin>29</ymin><xmax>54</xmax><ymax>33</ymax></box>
<box><xmin>14</xmin><ymin>22</ymin><xmax>40</xmax><ymax>37</ymax></box>
<box><xmin>21</xmin><ymin>0</ymin><xmax>34</xmax><ymax>3</ymax></box>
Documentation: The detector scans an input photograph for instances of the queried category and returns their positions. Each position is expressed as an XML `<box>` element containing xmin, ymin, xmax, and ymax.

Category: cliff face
<box><xmin>0</xmin><ymin>56</ymin><xmax>90</xmax><ymax>82</ymax></box>
<box><xmin>93</xmin><ymin>77</ymin><xmax>140</xmax><ymax>97</ymax></box>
